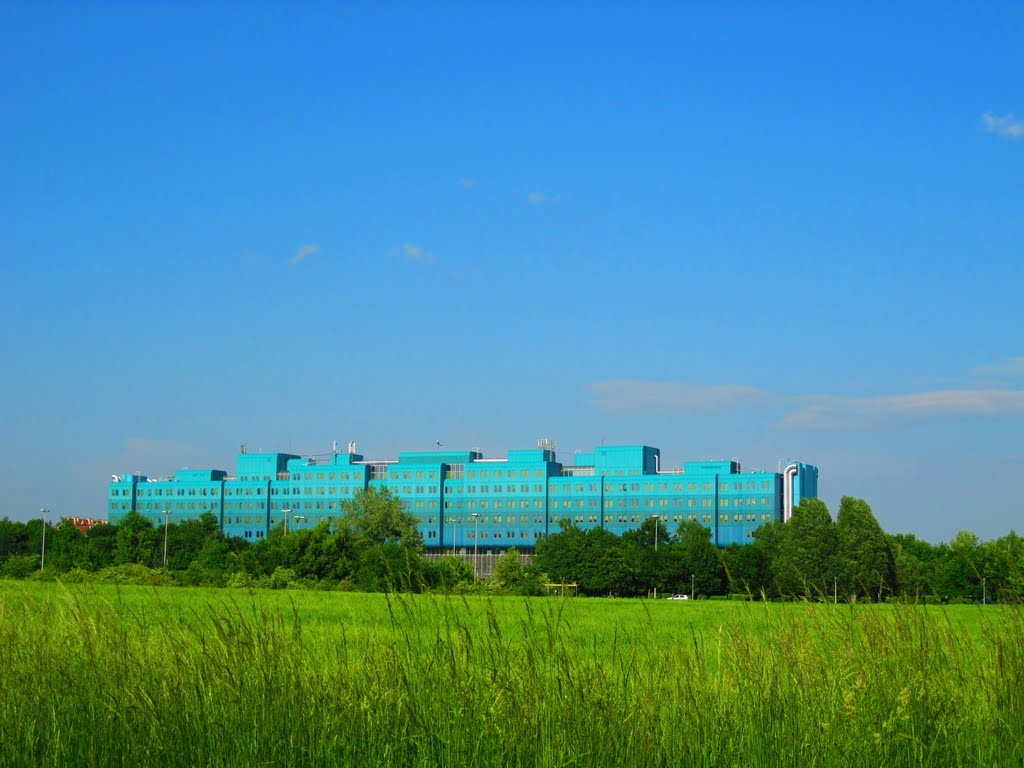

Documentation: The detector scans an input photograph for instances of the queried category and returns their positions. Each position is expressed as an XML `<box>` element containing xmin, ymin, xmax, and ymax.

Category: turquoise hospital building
<box><xmin>108</xmin><ymin>440</ymin><xmax>818</xmax><ymax>550</ymax></box>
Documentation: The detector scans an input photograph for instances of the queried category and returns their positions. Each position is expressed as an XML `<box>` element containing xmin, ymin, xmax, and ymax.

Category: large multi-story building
<box><xmin>108</xmin><ymin>441</ymin><xmax>817</xmax><ymax>550</ymax></box>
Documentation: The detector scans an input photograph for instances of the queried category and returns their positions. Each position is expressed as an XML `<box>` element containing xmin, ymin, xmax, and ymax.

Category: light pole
<box><xmin>162</xmin><ymin>509</ymin><xmax>171</xmax><ymax>569</ymax></box>
<box><xmin>983</xmin><ymin>576</ymin><xmax>987</xmax><ymax>606</ymax></box>
<box><xmin>651</xmin><ymin>515</ymin><xmax>662</xmax><ymax>599</ymax></box>
<box><xmin>293</xmin><ymin>514</ymin><xmax>305</xmax><ymax>532</ymax></box>
<box><xmin>834</xmin><ymin>578</ymin><xmax>838</xmax><ymax>605</ymax></box>
<box><xmin>282</xmin><ymin>508</ymin><xmax>292</xmax><ymax>534</ymax></box>
<box><xmin>471</xmin><ymin>512</ymin><xmax>480</xmax><ymax>579</ymax></box>
<box><xmin>451</xmin><ymin>517</ymin><xmax>457</xmax><ymax>557</ymax></box>
<box><xmin>39</xmin><ymin>508</ymin><xmax>48</xmax><ymax>571</ymax></box>
<box><xmin>691</xmin><ymin>573</ymin><xmax>695</xmax><ymax>600</ymax></box>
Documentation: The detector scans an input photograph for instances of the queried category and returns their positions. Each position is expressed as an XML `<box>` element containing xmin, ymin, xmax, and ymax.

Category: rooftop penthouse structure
<box><xmin>108</xmin><ymin>440</ymin><xmax>818</xmax><ymax>550</ymax></box>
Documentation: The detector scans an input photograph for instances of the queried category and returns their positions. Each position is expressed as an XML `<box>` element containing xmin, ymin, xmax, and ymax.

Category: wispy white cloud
<box><xmin>388</xmin><ymin>243</ymin><xmax>438</xmax><ymax>267</ymax></box>
<box><xmin>971</xmin><ymin>356</ymin><xmax>1024</xmax><ymax>384</ymax></box>
<box><xmin>983</xmin><ymin>112</ymin><xmax>1024</xmax><ymax>139</ymax></box>
<box><xmin>588</xmin><ymin>380</ymin><xmax>770</xmax><ymax>414</ymax></box>
<box><xmin>289</xmin><ymin>244</ymin><xmax>319</xmax><ymax>266</ymax></box>
<box><xmin>403</xmin><ymin>243</ymin><xmax>433</xmax><ymax>264</ymax></box>
<box><xmin>527</xmin><ymin>192</ymin><xmax>546</xmax><ymax>205</ymax></box>
<box><xmin>458</xmin><ymin>177</ymin><xmax>475</xmax><ymax>189</ymax></box>
<box><xmin>586</xmin><ymin>377</ymin><xmax>1024</xmax><ymax>430</ymax></box>
<box><xmin>777</xmin><ymin>390</ymin><xmax>1024</xmax><ymax>430</ymax></box>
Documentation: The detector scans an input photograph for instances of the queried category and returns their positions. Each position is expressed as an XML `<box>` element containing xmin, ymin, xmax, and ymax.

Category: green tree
<box><xmin>46</xmin><ymin>519</ymin><xmax>90</xmax><ymax>572</ymax></box>
<box><xmin>356</xmin><ymin>543</ymin><xmax>426</xmax><ymax>592</ymax></box>
<box><xmin>341</xmin><ymin>487</ymin><xmax>424</xmax><ymax>552</ymax></box>
<box><xmin>988</xmin><ymin>531</ymin><xmax>1024</xmax><ymax>600</ymax></box>
<box><xmin>622</xmin><ymin>516</ymin><xmax>673</xmax><ymax>595</ymax></box>
<box><xmin>114</xmin><ymin>511</ymin><xmax>158</xmax><ymax>566</ymax></box>
<box><xmin>533</xmin><ymin>520</ymin><xmax>586</xmax><ymax>586</ymax></box>
<box><xmin>673</xmin><ymin>520</ymin><xmax>725</xmax><ymax>597</ymax></box>
<box><xmin>721</xmin><ymin>533</ymin><xmax>774</xmax><ymax>597</ymax></box>
<box><xmin>536</xmin><ymin>522</ymin><xmax>638</xmax><ymax>596</ymax></box>
<box><xmin>85</xmin><ymin>523</ymin><xmax>118</xmax><ymax>570</ymax></box>
<box><xmin>0</xmin><ymin>518</ymin><xmax>30</xmax><ymax>562</ymax></box>
<box><xmin>425</xmin><ymin>555</ymin><xmax>475</xmax><ymax>591</ymax></box>
<box><xmin>492</xmin><ymin>546</ymin><xmax>543</xmax><ymax>595</ymax></box>
<box><xmin>773</xmin><ymin>498</ymin><xmax>836</xmax><ymax>597</ymax></box>
<box><xmin>834</xmin><ymin>496</ymin><xmax>895</xmax><ymax>601</ymax></box>
<box><xmin>888</xmin><ymin>532</ymin><xmax>934</xmax><ymax>598</ymax></box>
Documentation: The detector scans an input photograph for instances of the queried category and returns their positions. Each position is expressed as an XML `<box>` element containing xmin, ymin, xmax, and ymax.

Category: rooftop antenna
<box><xmin>348</xmin><ymin>441</ymin><xmax>357</xmax><ymax>454</ymax></box>
<box><xmin>332</xmin><ymin>439</ymin><xmax>338</xmax><ymax>455</ymax></box>
<box><xmin>240</xmin><ymin>443</ymin><xmax>246</xmax><ymax>455</ymax></box>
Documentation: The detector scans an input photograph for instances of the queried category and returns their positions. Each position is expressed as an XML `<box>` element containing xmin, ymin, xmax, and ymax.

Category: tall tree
<box><xmin>773</xmin><ymin>498</ymin><xmax>836</xmax><ymax>597</ymax></box>
<box><xmin>493</xmin><ymin>546</ymin><xmax>543</xmax><ymax>595</ymax></box>
<box><xmin>0</xmin><ymin>518</ymin><xmax>30</xmax><ymax>563</ymax></box>
<box><xmin>673</xmin><ymin>520</ymin><xmax>725</xmax><ymax>597</ymax></box>
<box><xmin>887</xmin><ymin>532</ymin><xmax>934</xmax><ymax>598</ymax></box>
<box><xmin>47</xmin><ymin>519</ymin><xmax>90</xmax><ymax>572</ymax></box>
<box><xmin>341</xmin><ymin>487</ymin><xmax>423</xmax><ymax>552</ymax></box>
<box><xmin>622</xmin><ymin>516</ymin><xmax>672</xmax><ymax>595</ymax></box>
<box><xmin>85</xmin><ymin>523</ymin><xmax>118</xmax><ymax>569</ymax></box>
<box><xmin>834</xmin><ymin>496</ymin><xmax>896</xmax><ymax>601</ymax></box>
<box><xmin>114</xmin><ymin>511</ymin><xmax>158</xmax><ymax>566</ymax></box>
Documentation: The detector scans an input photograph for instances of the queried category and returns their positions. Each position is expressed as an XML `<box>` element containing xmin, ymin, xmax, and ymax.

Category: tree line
<box><xmin>1</xmin><ymin>490</ymin><xmax>1021</xmax><ymax>601</ymax></box>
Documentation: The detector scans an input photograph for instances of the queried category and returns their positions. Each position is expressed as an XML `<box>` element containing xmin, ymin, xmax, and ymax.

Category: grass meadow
<box><xmin>0</xmin><ymin>583</ymin><xmax>1021</xmax><ymax>767</ymax></box>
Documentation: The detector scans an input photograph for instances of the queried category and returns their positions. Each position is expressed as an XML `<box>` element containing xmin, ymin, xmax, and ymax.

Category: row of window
<box><xmin>123</xmin><ymin>481</ymin><xmax>775</xmax><ymax>500</ymax></box>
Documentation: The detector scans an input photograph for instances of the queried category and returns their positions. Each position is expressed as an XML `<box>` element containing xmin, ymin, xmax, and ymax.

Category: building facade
<box><xmin>108</xmin><ymin>441</ymin><xmax>818</xmax><ymax>550</ymax></box>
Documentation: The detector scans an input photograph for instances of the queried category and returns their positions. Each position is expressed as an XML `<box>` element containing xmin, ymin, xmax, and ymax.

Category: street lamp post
<box><xmin>451</xmin><ymin>517</ymin><xmax>457</xmax><ymax>557</ymax></box>
<box><xmin>282</xmin><ymin>508</ymin><xmax>292</xmax><ymax>534</ymax></box>
<box><xmin>691</xmin><ymin>573</ymin><xmax>695</xmax><ymax>601</ymax></box>
<box><xmin>983</xmin><ymin>577</ymin><xmax>987</xmax><ymax>606</ymax></box>
<box><xmin>162</xmin><ymin>509</ymin><xmax>172</xmax><ymax>568</ymax></box>
<box><xmin>293</xmin><ymin>514</ymin><xmax>305</xmax><ymax>532</ymax></box>
<box><xmin>651</xmin><ymin>515</ymin><xmax>662</xmax><ymax>599</ymax></box>
<box><xmin>39</xmin><ymin>508</ymin><xmax>48</xmax><ymax>571</ymax></box>
<box><xmin>471</xmin><ymin>513</ymin><xmax>480</xmax><ymax>579</ymax></box>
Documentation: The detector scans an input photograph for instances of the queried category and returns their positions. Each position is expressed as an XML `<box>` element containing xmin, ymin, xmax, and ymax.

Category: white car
<box><xmin>666</xmin><ymin>594</ymin><xmax>689</xmax><ymax>600</ymax></box>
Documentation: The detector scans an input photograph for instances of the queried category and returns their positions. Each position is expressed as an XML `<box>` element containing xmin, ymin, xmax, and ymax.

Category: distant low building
<box><xmin>108</xmin><ymin>440</ymin><xmax>818</xmax><ymax>551</ymax></box>
<box><xmin>66</xmin><ymin>516</ymin><xmax>107</xmax><ymax>534</ymax></box>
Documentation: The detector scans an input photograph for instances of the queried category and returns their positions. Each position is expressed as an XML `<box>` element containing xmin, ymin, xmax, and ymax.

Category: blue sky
<box><xmin>1</xmin><ymin>2</ymin><xmax>1021</xmax><ymax>543</ymax></box>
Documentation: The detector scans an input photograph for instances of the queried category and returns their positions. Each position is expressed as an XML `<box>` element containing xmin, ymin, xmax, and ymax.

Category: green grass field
<box><xmin>0</xmin><ymin>582</ymin><xmax>1021</xmax><ymax>767</ymax></box>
